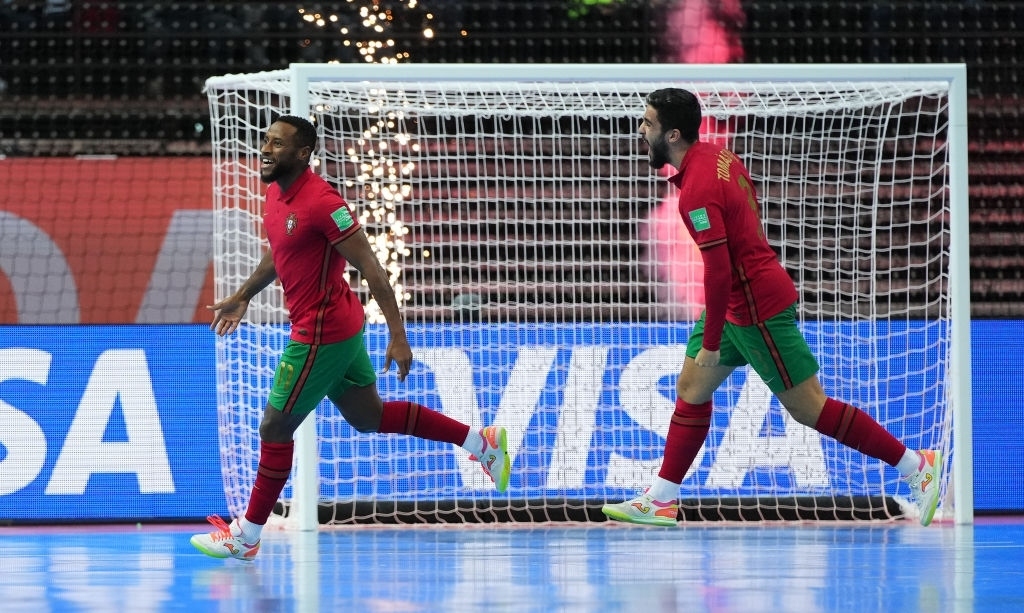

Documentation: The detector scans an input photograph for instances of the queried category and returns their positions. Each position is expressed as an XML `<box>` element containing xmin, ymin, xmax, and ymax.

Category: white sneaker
<box><xmin>601</xmin><ymin>490</ymin><xmax>679</xmax><ymax>527</ymax></box>
<box><xmin>190</xmin><ymin>515</ymin><xmax>261</xmax><ymax>561</ymax></box>
<box><xmin>906</xmin><ymin>450</ymin><xmax>942</xmax><ymax>527</ymax></box>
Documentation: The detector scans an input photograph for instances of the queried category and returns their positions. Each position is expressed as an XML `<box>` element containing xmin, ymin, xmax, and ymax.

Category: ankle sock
<box><xmin>647</xmin><ymin>476</ymin><xmax>680</xmax><ymax>502</ymax></box>
<box><xmin>895</xmin><ymin>449</ymin><xmax>922</xmax><ymax>478</ymax></box>
<box><xmin>462</xmin><ymin>428</ymin><xmax>485</xmax><ymax>456</ymax></box>
<box><xmin>238</xmin><ymin>517</ymin><xmax>263</xmax><ymax>543</ymax></box>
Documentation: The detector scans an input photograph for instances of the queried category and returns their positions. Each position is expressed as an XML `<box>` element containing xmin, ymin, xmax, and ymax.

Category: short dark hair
<box><xmin>272</xmin><ymin>115</ymin><xmax>318</xmax><ymax>151</ymax></box>
<box><xmin>645</xmin><ymin>88</ymin><xmax>702</xmax><ymax>143</ymax></box>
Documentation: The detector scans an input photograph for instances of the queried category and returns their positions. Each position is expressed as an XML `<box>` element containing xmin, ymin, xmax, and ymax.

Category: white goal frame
<box><xmin>207</xmin><ymin>62</ymin><xmax>972</xmax><ymax>530</ymax></box>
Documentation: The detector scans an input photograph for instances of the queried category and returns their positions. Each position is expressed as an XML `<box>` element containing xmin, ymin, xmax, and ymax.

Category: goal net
<box><xmin>204</xmin><ymin>64</ymin><xmax>970</xmax><ymax>526</ymax></box>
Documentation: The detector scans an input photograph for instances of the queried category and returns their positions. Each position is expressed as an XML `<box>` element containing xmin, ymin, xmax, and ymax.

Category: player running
<box><xmin>190</xmin><ymin>115</ymin><xmax>510</xmax><ymax>560</ymax></box>
<box><xmin>601</xmin><ymin>88</ymin><xmax>941</xmax><ymax>528</ymax></box>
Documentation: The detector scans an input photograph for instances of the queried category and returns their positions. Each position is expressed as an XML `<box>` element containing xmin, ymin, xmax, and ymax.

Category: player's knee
<box><xmin>676</xmin><ymin>378</ymin><xmax>714</xmax><ymax>405</ymax></box>
<box><xmin>259</xmin><ymin>417</ymin><xmax>293</xmax><ymax>442</ymax></box>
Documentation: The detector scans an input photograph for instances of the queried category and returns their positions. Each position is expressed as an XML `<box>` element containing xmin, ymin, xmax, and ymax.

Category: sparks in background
<box><xmin>298</xmin><ymin>1</ymin><xmax>441</xmax><ymax>64</ymax></box>
<box><xmin>300</xmin><ymin>3</ymin><xmax>434</xmax><ymax>322</ymax></box>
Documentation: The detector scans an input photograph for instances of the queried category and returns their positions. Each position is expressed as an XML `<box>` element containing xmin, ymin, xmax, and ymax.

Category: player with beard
<box><xmin>601</xmin><ymin>88</ymin><xmax>942</xmax><ymax>527</ymax></box>
<box><xmin>190</xmin><ymin>116</ymin><xmax>510</xmax><ymax>559</ymax></box>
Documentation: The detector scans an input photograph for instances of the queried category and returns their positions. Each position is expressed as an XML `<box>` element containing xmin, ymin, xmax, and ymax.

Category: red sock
<box><xmin>378</xmin><ymin>400</ymin><xmax>471</xmax><ymax>445</ymax></box>
<box><xmin>658</xmin><ymin>399</ymin><xmax>713</xmax><ymax>484</ymax></box>
<box><xmin>245</xmin><ymin>440</ymin><xmax>294</xmax><ymax>526</ymax></box>
<box><xmin>814</xmin><ymin>398</ymin><xmax>906</xmax><ymax>467</ymax></box>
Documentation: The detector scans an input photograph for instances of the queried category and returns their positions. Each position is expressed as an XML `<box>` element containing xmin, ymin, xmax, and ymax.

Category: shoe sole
<box><xmin>601</xmin><ymin>505</ymin><xmax>677</xmax><ymax>527</ymax></box>
<box><xmin>190</xmin><ymin>535</ymin><xmax>258</xmax><ymax>561</ymax></box>
<box><xmin>190</xmin><ymin>536</ymin><xmax>231</xmax><ymax>559</ymax></box>
<box><xmin>919</xmin><ymin>450</ymin><xmax>942</xmax><ymax>527</ymax></box>
<box><xmin>493</xmin><ymin>427</ymin><xmax>510</xmax><ymax>493</ymax></box>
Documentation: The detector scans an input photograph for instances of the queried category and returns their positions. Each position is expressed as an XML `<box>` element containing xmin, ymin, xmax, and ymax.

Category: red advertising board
<box><xmin>0</xmin><ymin>157</ymin><xmax>215</xmax><ymax>324</ymax></box>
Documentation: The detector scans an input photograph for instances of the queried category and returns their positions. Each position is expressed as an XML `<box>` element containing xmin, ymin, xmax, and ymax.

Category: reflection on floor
<box><xmin>1</xmin><ymin>517</ymin><xmax>1022</xmax><ymax>612</ymax></box>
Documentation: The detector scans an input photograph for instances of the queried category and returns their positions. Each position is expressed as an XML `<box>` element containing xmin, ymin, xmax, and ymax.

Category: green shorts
<box><xmin>686</xmin><ymin>304</ymin><xmax>819</xmax><ymax>394</ymax></box>
<box><xmin>267</xmin><ymin>329</ymin><xmax>377</xmax><ymax>415</ymax></box>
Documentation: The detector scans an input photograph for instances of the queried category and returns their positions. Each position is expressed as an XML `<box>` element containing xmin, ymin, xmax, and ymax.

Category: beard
<box><xmin>260</xmin><ymin>159</ymin><xmax>295</xmax><ymax>184</ymax></box>
<box><xmin>646</xmin><ymin>135</ymin><xmax>672</xmax><ymax>170</ymax></box>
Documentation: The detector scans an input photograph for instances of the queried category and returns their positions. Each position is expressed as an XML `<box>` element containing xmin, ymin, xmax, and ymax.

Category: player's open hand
<box><xmin>695</xmin><ymin>348</ymin><xmax>721</xmax><ymax>368</ymax></box>
<box><xmin>208</xmin><ymin>294</ymin><xmax>250</xmax><ymax>336</ymax></box>
<box><xmin>383</xmin><ymin>336</ymin><xmax>414</xmax><ymax>381</ymax></box>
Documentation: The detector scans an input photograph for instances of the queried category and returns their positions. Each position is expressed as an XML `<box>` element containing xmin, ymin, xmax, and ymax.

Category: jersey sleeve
<box><xmin>698</xmin><ymin>241</ymin><xmax>731</xmax><ymax>351</ymax></box>
<box><xmin>313</xmin><ymin>186</ymin><xmax>361</xmax><ymax>245</ymax></box>
<box><xmin>682</xmin><ymin>166</ymin><xmax>730</xmax><ymax>351</ymax></box>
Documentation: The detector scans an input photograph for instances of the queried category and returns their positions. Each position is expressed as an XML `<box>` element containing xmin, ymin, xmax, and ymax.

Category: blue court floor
<box><xmin>1</xmin><ymin>517</ymin><xmax>1022</xmax><ymax>613</ymax></box>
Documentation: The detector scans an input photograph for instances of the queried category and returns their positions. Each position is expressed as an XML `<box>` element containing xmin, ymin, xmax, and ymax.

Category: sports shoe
<box><xmin>190</xmin><ymin>515</ymin><xmax>261</xmax><ymax>561</ymax></box>
<box><xmin>906</xmin><ymin>449</ymin><xmax>942</xmax><ymax>527</ymax></box>
<box><xmin>470</xmin><ymin>426</ymin><xmax>511</xmax><ymax>493</ymax></box>
<box><xmin>601</xmin><ymin>490</ymin><xmax>679</xmax><ymax>527</ymax></box>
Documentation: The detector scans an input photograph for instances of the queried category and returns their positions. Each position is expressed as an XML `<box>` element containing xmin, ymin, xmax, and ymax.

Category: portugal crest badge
<box><xmin>285</xmin><ymin>212</ymin><xmax>298</xmax><ymax>235</ymax></box>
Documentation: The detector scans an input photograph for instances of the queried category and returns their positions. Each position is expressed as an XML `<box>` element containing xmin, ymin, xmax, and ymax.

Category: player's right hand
<box><xmin>694</xmin><ymin>348</ymin><xmax>721</xmax><ymax>368</ymax></box>
<box><xmin>383</xmin><ymin>336</ymin><xmax>413</xmax><ymax>382</ymax></box>
<box><xmin>208</xmin><ymin>294</ymin><xmax>250</xmax><ymax>336</ymax></box>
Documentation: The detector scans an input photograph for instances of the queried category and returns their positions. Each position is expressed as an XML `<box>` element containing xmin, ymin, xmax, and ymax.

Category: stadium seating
<box><xmin>0</xmin><ymin>1</ymin><xmax>1019</xmax><ymax>316</ymax></box>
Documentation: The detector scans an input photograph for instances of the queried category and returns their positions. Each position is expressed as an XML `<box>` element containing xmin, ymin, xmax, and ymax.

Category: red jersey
<box><xmin>263</xmin><ymin>167</ymin><xmax>365</xmax><ymax>344</ymax></box>
<box><xmin>668</xmin><ymin>142</ymin><xmax>797</xmax><ymax>349</ymax></box>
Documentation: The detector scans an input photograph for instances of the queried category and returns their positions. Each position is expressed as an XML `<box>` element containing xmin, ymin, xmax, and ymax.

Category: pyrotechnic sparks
<box><xmin>299</xmin><ymin>3</ymin><xmax>430</xmax><ymax>321</ymax></box>
<box><xmin>298</xmin><ymin>1</ymin><xmax>431</xmax><ymax>63</ymax></box>
<box><xmin>341</xmin><ymin>104</ymin><xmax>416</xmax><ymax>323</ymax></box>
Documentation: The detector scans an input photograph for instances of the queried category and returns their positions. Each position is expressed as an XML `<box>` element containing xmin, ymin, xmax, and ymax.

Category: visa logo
<box><xmin>415</xmin><ymin>345</ymin><xmax>830</xmax><ymax>491</ymax></box>
<box><xmin>0</xmin><ymin>348</ymin><xmax>174</xmax><ymax>496</ymax></box>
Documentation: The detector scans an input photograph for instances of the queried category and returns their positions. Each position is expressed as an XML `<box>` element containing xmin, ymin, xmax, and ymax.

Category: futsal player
<box><xmin>601</xmin><ymin>88</ymin><xmax>942</xmax><ymax>527</ymax></box>
<box><xmin>191</xmin><ymin>116</ymin><xmax>511</xmax><ymax>560</ymax></box>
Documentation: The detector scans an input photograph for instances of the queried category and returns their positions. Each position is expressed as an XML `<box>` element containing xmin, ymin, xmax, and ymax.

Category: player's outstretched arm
<box><xmin>335</xmin><ymin>230</ymin><xmax>412</xmax><ymax>381</ymax></box>
<box><xmin>208</xmin><ymin>250</ymin><xmax>278</xmax><ymax>336</ymax></box>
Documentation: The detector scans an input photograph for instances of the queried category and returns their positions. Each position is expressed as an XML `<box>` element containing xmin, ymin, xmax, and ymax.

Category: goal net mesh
<box><xmin>205</xmin><ymin>69</ymin><xmax>954</xmax><ymax>524</ymax></box>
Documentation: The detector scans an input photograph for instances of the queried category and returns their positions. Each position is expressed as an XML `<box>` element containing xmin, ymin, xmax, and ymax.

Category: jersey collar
<box><xmin>666</xmin><ymin>142</ymin><xmax>703</xmax><ymax>188</ymax></box>
<box><xmin>280</xmin><ymin>167</ymin><xmax>314</xmax><ymax>202</ymax></box>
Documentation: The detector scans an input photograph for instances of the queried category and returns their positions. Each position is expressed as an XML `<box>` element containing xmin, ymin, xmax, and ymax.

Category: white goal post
<box><xmin>204</xmin><ymin>63</ymin><xmax>971</xmax><ymax>530</ymax></box>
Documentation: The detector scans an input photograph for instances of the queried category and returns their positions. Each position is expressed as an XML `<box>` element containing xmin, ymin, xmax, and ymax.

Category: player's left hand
<box><xmin>384</xmin><ymin>337</ymin><xmax>414</xmax><ymax>381</ymax></box>
<box><xmin>695</xmin><ymin>348</ymin><xmax>720</xmax><ymax>368</ymax></box>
